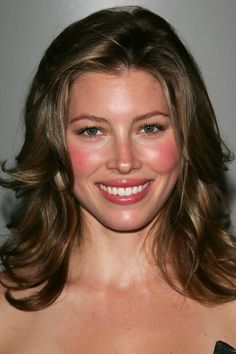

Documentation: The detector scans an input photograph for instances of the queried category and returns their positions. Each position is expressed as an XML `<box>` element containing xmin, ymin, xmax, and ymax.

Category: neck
<box><xmin>68</xmin><ymin>210</ymin><xmax>159</xmax><ymax>291</ymax></box>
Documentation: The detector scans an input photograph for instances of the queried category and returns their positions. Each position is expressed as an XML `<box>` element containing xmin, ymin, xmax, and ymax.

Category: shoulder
<box><xmin>0</xmin><ymin>280</ymin><xmax>16</xmax><ymax>350</ymax></box>
<box><xmin>212</xmin><ymin>299</ymin><xmax>236</xmax><ymax>348</ymax></box>
<box><xmin>0</xmin><ymin>275</ymin><xmax>32</xmax><ymax>352</ymax></box>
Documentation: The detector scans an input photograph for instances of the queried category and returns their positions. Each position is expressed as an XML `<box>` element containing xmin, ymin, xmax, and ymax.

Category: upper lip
<box><xmin>96</xmin><ymin>178</ymin><xmax>153</xmax><ymax>188</ymax></box>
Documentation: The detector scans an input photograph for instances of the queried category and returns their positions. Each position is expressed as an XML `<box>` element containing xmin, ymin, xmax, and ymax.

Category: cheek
<box><xmin>145</xmin><ymin>138</ymin><xmax>180</xmax><ymax>173</ymax></box>
<box><xmin>67</xmin><ymin>143</ymin><xmax>102</xmax><ymax>177</ymax></box>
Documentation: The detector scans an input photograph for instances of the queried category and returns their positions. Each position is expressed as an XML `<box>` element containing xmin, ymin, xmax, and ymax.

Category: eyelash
<box><xmin>76</xmin><ymin>122</ymin><xmax>165</xmax><ymax>137</ymax></box>
<box><xmin>77</xmin><ymin>125</ymin><xmax>102</xmax><ymax>137</ymax></box>
<box><xmin>139</xmin><ymin>122</ymin><xmax>164</xmax><ymax>134</ymax></box>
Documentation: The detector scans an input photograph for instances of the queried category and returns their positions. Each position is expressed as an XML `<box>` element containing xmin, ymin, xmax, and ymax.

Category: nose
<box><xmin>106</xmin><ymin>137</ymin><xmax>142</xmax><ymax>174</ymax></box>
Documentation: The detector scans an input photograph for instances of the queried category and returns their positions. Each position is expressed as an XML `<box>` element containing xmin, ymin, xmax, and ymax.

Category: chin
<box><xmin>98</xmin><ymin>214</ymin><xmax>157</xmax><ymax>234</ymax></box>
<box><xmin>79</xmin><ymin>204</ymin><xmax>160</xmax><ymax>234</ymax></box>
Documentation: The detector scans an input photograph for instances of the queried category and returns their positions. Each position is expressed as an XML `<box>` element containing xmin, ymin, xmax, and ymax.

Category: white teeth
<box><xmin>117</xmin><ymin>187</ymin><xmax>125</xmax><ymax>196</ymax></box>
<box><xmin>112</xmin><ymin>187</ymin><xmax>117</xmax><ymax>195</ymax></box>
<box><xmin>99</xmin><ymin>182</ymin><xmax>150</xmax><ymax>196</ymax></box>
<box><xmin>132</xmin><ymin>186</ymin><xmax>138</xmax><ymax>194</ymax></box>
<box><xmin>125</xmin><ymin>187</ymin><xmax>132</xmax><ymax>196</ymax></box>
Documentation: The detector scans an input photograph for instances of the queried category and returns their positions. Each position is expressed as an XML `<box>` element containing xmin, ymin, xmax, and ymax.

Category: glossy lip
<box><xmin>96</xmin><ymin>178</ymin><xmax>152</xmax><ymax>188</ymax></box>
<box><xmin>96</xmin><ymin>179</ymin><xmax>154</xmax><ymax>205</ymax></box>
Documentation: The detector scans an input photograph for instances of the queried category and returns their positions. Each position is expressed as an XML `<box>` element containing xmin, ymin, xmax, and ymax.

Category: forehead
<box><xmin>68</xmin><ymin>70</ymin><xmax>170</xmax><ymax>118</ymax></box>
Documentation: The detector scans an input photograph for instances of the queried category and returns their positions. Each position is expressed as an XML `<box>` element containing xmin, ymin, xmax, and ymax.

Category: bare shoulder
<box><xmin>0</xmin><ymin>275</ymin><xmax>33</xmax><ymax>352</ymax></box>
<box><xmin>0</xmin><ymin>279</ymin><xmax>16</xmax><ymax>349</ymax></box>
<box><xmin>211</xmin><ymin>298</ymin><xmax>236</xmax><ymax>347</ymax></box>
<box><xmin>219</xmin><ymin>298</ymin><xmax>236</xmax><ymax>323</ymax></box>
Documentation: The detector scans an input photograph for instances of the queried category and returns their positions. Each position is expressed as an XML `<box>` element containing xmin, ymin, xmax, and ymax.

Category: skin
<box><xmin>67</xmin><ymin>70</ymin><xmax>180</xmax><ymax>234</ymax></box>
<box><xmin>66</xmin><ymin>69</ymin><xmax>180</xmax><ymax>288</ymax></box>
<box><xmin>0</xmin><ymin>70</ymin><xmax>236</xmax><ymax>354</ymax></box>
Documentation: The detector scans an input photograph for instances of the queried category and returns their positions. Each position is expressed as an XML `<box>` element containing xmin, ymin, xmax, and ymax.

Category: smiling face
<box><xmin>66</xmin><ymin>70</ymin><xmax>180</xmax><ymax>232</ymax></box>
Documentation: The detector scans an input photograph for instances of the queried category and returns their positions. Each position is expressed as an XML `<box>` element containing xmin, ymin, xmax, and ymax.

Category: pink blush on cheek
<box><xmin>148</xmin><ymin>138</ymin><xmax>180</xmax><ymax>173</ymax></box>
<box><xmin>67</xmin><ymin>144</ymin><xmax>101</xmax><ymax>177</ymax></box>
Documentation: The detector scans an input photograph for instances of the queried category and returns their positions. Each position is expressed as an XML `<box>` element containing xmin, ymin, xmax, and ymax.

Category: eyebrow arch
<box><xmin>68</xmin><ymin>110</ymin><xmax>169</xmax><ymax>125</ymax></box>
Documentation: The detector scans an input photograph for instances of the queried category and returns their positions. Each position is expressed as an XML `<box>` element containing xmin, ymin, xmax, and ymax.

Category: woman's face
<box><xmin>66</xmin><ymin>70</ymin><xmax>180</xmax><ymax>232</ymax></box>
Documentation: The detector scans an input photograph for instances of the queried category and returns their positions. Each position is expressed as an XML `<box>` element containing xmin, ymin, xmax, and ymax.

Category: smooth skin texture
<box><xmin>67</xmin><ymin>70</ymin><xmax>180</xmax><ymax>233</ymax></box>
<box><xmin>0</xmin><ymin>70</ymin><xmax>236</xmax><ymax>354</ymax></box>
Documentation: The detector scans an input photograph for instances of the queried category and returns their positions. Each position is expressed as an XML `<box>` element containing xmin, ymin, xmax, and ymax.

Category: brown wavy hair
<box><xmin>1</xmin><ymin>6</ymin><xmax>236</xmax><ymax>311</ymax></box>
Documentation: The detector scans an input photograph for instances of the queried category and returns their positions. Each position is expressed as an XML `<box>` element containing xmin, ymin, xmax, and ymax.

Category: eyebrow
<box><xmin>68</xmin><ymin>110</ymin><xmax>169</xmax><ymax>125</ymax></box>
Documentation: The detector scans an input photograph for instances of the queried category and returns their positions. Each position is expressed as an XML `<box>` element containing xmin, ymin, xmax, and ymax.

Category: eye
<box><xmin>78</xmin><ymin>126</ymin><xmax>103</xmax><ymax>137</ymax></box>
<box><xmin>139</xmin><ymin>123</ymin><xmax>164</xmax><ymax>134</ymax></box>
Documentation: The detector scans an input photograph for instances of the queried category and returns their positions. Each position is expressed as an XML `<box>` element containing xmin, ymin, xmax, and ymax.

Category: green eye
<box><xmin>85</xmin><ymin>127</ymin><xmax>99</xmax><ymax>135</ymax></box>
<box><xmin>140</xmin><ymin>124</ymin><xmax>161</xmax><ymax>134</ymax></box>
<box><xmin>79</xmin><ymin>126</ymin><xmax>102</xmax><ymax>136</ymax></box>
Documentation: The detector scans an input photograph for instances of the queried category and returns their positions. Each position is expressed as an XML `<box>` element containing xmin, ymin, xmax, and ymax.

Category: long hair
<box><xmin>1</xmin><ymin>6</ymin><xmax>235</xmax><ymax>311</ymax></box>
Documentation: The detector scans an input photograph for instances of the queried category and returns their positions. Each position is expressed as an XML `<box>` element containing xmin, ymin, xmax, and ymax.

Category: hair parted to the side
<box><xmin>0</xmin><ymin>6</ymin><xmax>236</xmax><ymax>311</ymax></box>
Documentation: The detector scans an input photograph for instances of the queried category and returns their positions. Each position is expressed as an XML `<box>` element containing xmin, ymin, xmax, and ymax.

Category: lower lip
<box><xmin>96</xmin><ymin>181</ymin><xmax>153</xmax><ymax>205</ymax></box>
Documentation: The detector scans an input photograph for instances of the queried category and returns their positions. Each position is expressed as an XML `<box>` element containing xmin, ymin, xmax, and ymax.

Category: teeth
<box><xmin>99</xmin><ymin>182</ymin><xmax>150</xmax><ymax>196</ymax></box>
<box><xmin>132</xmin><ymin>186</ymin><xmax>138</xmax><ymax>194</ymax></box>
<box><xmin>118</xmin><ymin>187</ymin><xmax>125</xmax><ymax>196</ymax></box>
<box><xmin>112</xmin><ymin>187</ymin><xmax>117</xmax><ymax>195</ymax></box>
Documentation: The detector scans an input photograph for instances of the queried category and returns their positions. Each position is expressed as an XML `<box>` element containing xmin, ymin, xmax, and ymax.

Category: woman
<box><xmin>0</xmin><ymin>6</ymin><xmax>236</xmax><ymax>354</ymax></box>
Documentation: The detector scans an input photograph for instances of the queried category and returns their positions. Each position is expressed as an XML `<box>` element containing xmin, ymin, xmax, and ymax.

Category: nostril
<box><xmin>106</xmin><ymin>142</ymin><xmax>142</xmax><ymax>173</ymax></box>
<box><xmin>107</xmin><ymin>157</ymin><xmax>142</xmax><ymax>174</ymax></box>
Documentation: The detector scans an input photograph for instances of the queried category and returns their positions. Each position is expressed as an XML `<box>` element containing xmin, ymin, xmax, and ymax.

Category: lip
<box><xmin>96</xmin><ymin>179</ymin><xmax>154</xmax><ymax>205</ymax></box>
<box><xmin>96</xmin><ymin>178</ymin><xmax>152</xmax><ymax>188</ymax></box>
